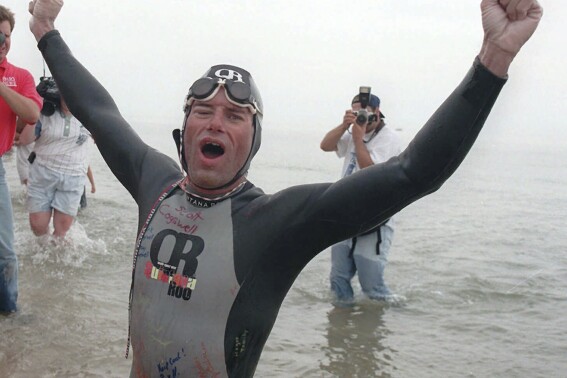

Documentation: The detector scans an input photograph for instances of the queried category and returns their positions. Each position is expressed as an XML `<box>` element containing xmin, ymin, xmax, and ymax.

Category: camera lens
<box><xmin>41</xmin><ymin>101</ymin><xmax>57</xmax><ymax>116</ymax></box>
<box><xmin>355</xmin><ymin>109</ymin><xmax>368</xmax><ymax>125</ymax></box>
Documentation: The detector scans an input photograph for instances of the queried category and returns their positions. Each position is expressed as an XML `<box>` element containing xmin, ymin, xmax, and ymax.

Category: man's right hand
<box><xmin>341</xmin><ymin>110</ymin><xmax>356</xmax><ymax>130</ymax></box>
<box><xmin>29</xmin><ymin>0</ymin><xmax>64</xmax><ymax>41</ymax></box>
<box><xmin>320</xmin><ymin>110</ymin><xmax>357</xmax><ymax>152</ymax></box>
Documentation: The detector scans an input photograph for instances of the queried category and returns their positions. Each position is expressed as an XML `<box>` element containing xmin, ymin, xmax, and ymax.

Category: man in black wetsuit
<box><xmin>28</xmin><ymin>0</ymin><xmax>543</xmax><ymax>376</ymax></box>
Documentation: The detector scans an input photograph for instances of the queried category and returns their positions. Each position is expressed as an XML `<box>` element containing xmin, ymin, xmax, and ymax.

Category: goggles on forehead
<box><xmin>185</xmin><ymin>77</ymin><xmax>262</xmax><ymax>116</ymax></box>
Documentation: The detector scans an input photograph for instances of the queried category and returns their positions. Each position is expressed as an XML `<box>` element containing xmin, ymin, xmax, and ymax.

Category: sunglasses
<box><xmin>185</xmin><ymin>77</ymin><xmax>262</xmax><ymax>115</ymax></box>
<box><xmin>0</xmin><ymin>32</ymin><xmax>5</xmax><ymax>45</ymax></box>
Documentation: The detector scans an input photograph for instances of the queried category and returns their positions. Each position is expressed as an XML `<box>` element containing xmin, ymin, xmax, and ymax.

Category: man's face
<box><xmin>351</xmin><ymin>102</ymin><xmax>379</xmax><ymax>132</ymax></box>
<box><xmin>183</xmin><ymin>87</ymin><xmax>254</xmax><ymax>192</ymax></box>
<box><xmin>0</xmin><ymin>21</ymin><xmax>12</xmax><ymax>63</ymax></box>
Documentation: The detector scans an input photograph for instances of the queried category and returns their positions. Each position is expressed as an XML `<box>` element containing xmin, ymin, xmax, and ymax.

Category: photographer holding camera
<box><xmin>0</xmin><ymin>5</ymin><xmax>42</xmax><ymax>314</ymax></box>
<box><xmin>321</xmin><ymin>89</ymin><xmax>402</xmax><ymax>303</ymax></box>
<box><xmin>18</xmin><ymin>77</ymin><xmax>93</xmax><ymax>239</ymax></box>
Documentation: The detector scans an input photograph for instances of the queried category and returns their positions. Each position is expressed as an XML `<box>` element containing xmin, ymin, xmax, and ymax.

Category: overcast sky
<box><xmin>4</xmin><ymin>0</ymin><xmax>566</xmax><ymax>147</ymax></box>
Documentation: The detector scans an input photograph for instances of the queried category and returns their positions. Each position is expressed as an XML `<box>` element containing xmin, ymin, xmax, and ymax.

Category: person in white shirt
<box><xmin>19</xmin><ymin>79</ymin><xmax>92</xmax><ymax>238</ymax></box>
<box><xmin>321</xmin><ymin>92</ymin><xmax>402</xmax><ymax>303</ymax></box>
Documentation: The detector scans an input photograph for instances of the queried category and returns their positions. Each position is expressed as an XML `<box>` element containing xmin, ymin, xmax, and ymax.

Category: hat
<box><xmin>351</xmin><ymin>93</ymin><xmax>385</xmax><ymax>118</ymax></box>
<box><xmin>174</xmin><ymin>64</ymin><xmax>263</xmax><ymax>190</ymax></box>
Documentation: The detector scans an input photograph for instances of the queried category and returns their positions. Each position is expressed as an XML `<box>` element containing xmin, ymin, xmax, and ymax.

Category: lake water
<box><xmin>1</xmin><ymin>124</ymin><xmax>566</xmax><ymax>377</ymax></box>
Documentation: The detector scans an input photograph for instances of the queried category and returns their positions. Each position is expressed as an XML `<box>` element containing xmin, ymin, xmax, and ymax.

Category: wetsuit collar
<box><xmin>180</xmin><ymin>177</ymin><xmax>247</xmax><ymax>208</ymax></box>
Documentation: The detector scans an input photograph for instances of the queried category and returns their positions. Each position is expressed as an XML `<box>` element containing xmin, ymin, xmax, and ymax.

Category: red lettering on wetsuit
<box><xmin>144</xmin><ymin>262</ymin><xmax>198</xmax><ymax>298</ymax></box>
<box><xmin>158</xmin><ymin>204</ymin><xmax>200</xmax><ymax>234</ymax></box>
<box><xmin>174</xmin><ymin>206</ymin><xmax>205</xmax><ymax>221</ymax></box>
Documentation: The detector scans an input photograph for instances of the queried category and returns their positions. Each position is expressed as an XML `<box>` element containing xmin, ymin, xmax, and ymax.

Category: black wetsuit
<box><xmin>38</xmin><ymin>30</ymin><xmax>506</xmax><ymax>377</ymax></box>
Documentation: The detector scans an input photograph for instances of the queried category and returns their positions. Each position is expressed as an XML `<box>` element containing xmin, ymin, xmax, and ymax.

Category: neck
<box><xmin>181</xmin><ymin>176</ymin><xmax>247</xmax><ymax>201</ymax></box>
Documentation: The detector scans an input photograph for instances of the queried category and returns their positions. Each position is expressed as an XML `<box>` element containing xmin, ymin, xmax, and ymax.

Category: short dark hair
<box><xmin>0</xmin><ymin>5</ymin><xmax>16</xmax><ymax>32</ymax></box>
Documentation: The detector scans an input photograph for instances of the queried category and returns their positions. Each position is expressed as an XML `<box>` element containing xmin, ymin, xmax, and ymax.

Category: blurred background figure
<box><xmin>0</xmin><ymin>4</ymin><xmax>42</xmax><ymax>314</ymax></box>
<box><xmin>19</xmin><ymin>77</ymin><xmax>93</xmax><ymax>239</ymax></box>
<box><xmin>321</xmin><ymin>90</ymin><xmax>402</xmax><ymax>304</ymax></box>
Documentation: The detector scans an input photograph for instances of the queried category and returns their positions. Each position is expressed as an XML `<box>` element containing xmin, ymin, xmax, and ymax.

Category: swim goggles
<box><xmin>185</xmin><ymin>77</ymin><xmax>262</xmax><ymax>116</ymax></box>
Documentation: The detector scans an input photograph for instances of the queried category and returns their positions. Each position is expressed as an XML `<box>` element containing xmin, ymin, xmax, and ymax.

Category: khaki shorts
<box><xmin>27</xmin><ymin>163</ymin><xmax>86</xmax><ymax>217</ymax></box>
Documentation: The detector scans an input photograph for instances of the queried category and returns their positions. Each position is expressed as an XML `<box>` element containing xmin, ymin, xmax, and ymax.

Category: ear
<box><xmin>172</xmin><ymin>129</ymin><xmax>181</xmax><ymax>151</ymax></box>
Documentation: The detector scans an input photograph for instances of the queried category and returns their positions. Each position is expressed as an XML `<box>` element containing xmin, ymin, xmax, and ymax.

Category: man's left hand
<box><xmin>479</xmin><ymin>0</ymin><xmax>543</xmax><ymax>76</ymax></box>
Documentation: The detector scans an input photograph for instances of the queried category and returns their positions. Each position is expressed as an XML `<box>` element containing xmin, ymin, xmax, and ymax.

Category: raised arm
<box><xmin>29</xmin><ymin>0</ymin><xmax>180</xmax><ymax>207</ymax></box>
<box><xmin>313</xmin><ymin>0</ymin><xmax>543</xmax><ymax>239</ymax></box>
<box><xmin>28</xmin><ymin>1</ymin><xmax>121</xmax><ymax>130</ymax></box>
<box><xmin>320</xmin><ymin>111</ymin><xmax>355</xmax><ymax>152</ymax></box>
<box><xmin>27</xmin><ymin>0</ymin><xmax>178</xmax><ymax>203</ymax></box>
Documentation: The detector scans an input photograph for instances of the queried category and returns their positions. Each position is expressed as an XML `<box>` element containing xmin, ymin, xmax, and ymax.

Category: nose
<box><xmin>207</xmin><ymin>108</ymin><xmax>225</xmax><ymax>132</ymax></box>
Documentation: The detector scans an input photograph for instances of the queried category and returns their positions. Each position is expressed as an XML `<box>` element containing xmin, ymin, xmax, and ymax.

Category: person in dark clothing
<box><xmin>28</xmin><ymin>0</ymin><xmax>542</xmax><ymax>376</ymax></box>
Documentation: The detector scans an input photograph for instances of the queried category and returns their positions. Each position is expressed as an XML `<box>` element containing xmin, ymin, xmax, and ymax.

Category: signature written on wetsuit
<box><xmin>158</xmin><ymin>204</ymin><xmax>204</xmax><ymax>234</ymax></box>
<box><xmin>157</xmin><ymin>347</ymin><xmax>187</xmax><ymax>378</ymax></box>
<box><xmin>137</xmin><ymin>227</ymin><xmax>156</xmax><ymax>257</ymax></box>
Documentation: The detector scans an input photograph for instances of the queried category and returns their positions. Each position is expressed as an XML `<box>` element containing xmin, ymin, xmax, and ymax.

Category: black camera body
<box><xmin>358</xmin><ymin>86</ymin><xmax>371</xmax><ymax>108</ymax></box>
<box><xmin>36</xmin><ymin>76</ymin><xmax>61</xmax><ymax>116</ymax></box>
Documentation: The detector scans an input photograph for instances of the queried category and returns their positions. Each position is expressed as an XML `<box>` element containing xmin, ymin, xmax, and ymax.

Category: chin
<box><xmin>189</xmin><ymin>172</ymin><xmax>226</xmax><ymax>190</ymax></box>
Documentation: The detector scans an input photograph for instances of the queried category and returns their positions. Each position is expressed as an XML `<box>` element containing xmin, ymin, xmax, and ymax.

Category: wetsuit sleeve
<box><xmin>36</xmin><ymin>30</ymin><xmax>181</xmax><ymax>205</ymax></box>
<box><xmin>313</xmin><ymin>59</ymin><xmax>507</xmax><ymax>240</ymax></box>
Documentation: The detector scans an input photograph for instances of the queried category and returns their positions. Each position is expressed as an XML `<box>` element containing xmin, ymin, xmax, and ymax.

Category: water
<box><xmin>1</xmin><ymin>125</ymin><xmax>566</xmax><ymax>377</ymax></box>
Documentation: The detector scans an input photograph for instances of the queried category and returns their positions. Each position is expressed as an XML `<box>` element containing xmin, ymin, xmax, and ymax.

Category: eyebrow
<box><xmin>192</xmin><ymin>103</ymin><xmax>213</xmax><ymax>110</ymax></box>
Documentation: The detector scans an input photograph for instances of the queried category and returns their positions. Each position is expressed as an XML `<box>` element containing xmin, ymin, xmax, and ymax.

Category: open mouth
<box><xmin>201</xmin><ymin>142</ymin><xmax>225</xmax><ymax>159</ymax></box>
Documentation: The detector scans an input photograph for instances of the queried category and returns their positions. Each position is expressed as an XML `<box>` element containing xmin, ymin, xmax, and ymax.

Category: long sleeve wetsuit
<box><xmin>38</xmin><ymin>30</ymin><xmax>506</xmax><ymax>377</ymax></box>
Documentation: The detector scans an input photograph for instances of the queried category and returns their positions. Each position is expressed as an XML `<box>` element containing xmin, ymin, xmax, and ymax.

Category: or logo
<box><xmin>147</xmin><ymin>229</ymin><xmax>205</xmax><ymax>301</ymax></box>
<box><xmin>151</xmin><ymin>229</ymin><xmax>204</xmax><ymax>277</ymax></box>
<box><xmin>214</xmin><ymin>69</ymin><xmax>244</xmax><ymax>83</ymax></box>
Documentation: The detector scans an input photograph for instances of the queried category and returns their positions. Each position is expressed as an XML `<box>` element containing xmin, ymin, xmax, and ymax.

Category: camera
<box><xmin>353</xmin><ymin>109</ymin><xmax>370</xmax><ymax>125</ymax></box>
<box><xmin>353</xmin><ymin>110</ymin><xmax>378</xmax><ymax>125</ymax></box>
<box><xmin>353</xmin><ymin>86</ymin><xmax>377</xmax><ymax>125</ymax></box>
<box><xmin>36</xmin><ymin>76</ymin><xmax>61</xmax><ymax>116</ymax></box>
